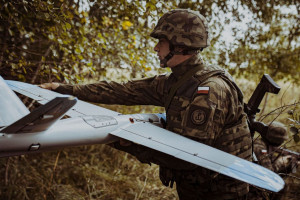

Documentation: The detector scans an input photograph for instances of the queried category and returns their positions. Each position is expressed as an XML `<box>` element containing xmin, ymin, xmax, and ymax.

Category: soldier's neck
<box><xmin>167</xmin><ymin>54</ymin><xmax>194</xmax><ymax>68</ymax></box>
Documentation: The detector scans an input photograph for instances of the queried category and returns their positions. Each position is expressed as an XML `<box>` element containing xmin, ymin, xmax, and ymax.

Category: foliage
<box><xmin>220</xmin><ymin>1</ymin><xmax>300</xmax><ymax>83</ymax></box>
<box><xmin>1</xmin><ymin>0</ymin><xmax>298</xmax><ymax>84</ymax></box>
<box><xmin>0</xmin><ymin>0</ymin><xmax>173</xmax><ymax>83</ymax></box>
<box><xmin>0</xmin><ymin>0</ymin><xmax>84</xmax><ymax>83</ymax></box>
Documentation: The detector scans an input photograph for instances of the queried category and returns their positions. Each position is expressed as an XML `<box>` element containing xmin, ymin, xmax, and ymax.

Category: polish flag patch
<box><xmin>197</xmin><ymin>86</ymin><xmax>210</xmax><ymax>94</ymax></box>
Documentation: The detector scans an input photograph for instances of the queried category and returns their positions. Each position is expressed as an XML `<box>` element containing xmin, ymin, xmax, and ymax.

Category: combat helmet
<box><xmin>264</xmin><ymin>121</ymin><xmax>288</xmax><ymax>146</ymax></box>
<box><xmin>150</xmin><ymin>9</ymin><xmax>209</xmax><ymax>49</ymax></box>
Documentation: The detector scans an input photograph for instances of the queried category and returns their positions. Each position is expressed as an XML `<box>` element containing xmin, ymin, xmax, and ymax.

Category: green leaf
<box><xmin>75</xmin><ymin>48</ymin><xmax>81</xmax><ymax>54</ymax></box>
<box><xmin>87</xmin><ymin>62</ymin><xmax>93</xmax><ymax>67</ymax></box>
<box><xmin>66</xmin><ymin>22</ymin><xmax>71</xmax><ymax>30</ymax></box>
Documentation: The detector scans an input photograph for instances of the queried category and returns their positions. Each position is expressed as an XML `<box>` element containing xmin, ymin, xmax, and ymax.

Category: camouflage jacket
<box><xmin>56</xmin><ymin>54</ymin><xmax>252</xmax><ymax>199</ymax></box>
<box><xmin>253</xmin><ymin>138</ymin><xmax>294</xmax><ymax>173</ymax></box>
<box><xmin>252</xmin><ymin>138</ymin><xmax>300</xmax><ymax>200</ymax></box>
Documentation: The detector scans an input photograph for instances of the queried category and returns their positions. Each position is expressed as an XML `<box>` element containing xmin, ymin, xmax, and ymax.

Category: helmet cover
<box><xmin>150</xmin><ymin>9</ymin><xmax>209</xmax><ymax>49</ymax></box>
<box><xmin>265</xmin><ymin>121</ymin><xmax>288</xmax><ymax>146</ymax></box>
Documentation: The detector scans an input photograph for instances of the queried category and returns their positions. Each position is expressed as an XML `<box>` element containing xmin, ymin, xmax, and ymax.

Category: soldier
<box><xmin>41</xmin><ymin>9</ymin><xmax>252</xmax><ymax>200</ymax></box>
<box><xmin>251</xmin><ymin>121</ymin><xmax>300</xmax><ymax>200</ymax></box>
<box><xmin>254</xmin><ymin>121</ymin><xmax>290</xmax><ymax>173</ymax></box>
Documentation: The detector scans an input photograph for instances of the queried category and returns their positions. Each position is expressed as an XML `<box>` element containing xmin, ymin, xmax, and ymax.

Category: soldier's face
<box><xmin>154</xmin><ymin>38</ymin><xmax>170</xmax><ymax>67</ymax></box>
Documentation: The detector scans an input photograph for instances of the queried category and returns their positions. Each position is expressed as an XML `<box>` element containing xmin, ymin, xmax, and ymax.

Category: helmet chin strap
<box><xmin>160</xmin><ymin>51</ymin><xmax>174</xmax><ymax>68</ymax></box>
<box><xmin>160</xmin><ymin>48</ymin><xmax>200</xmax><ymax>68</ymax></box>
<box><xmin>160</xmin><ymin>42</ymin><xmax>175</xmax><ymax>68</ymax></box>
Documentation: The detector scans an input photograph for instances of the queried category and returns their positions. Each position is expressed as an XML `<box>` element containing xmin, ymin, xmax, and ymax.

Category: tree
<box><xmin>225</xmin><ymin>0</ymin><xmax>300</xmax><ymax>83</ymax></box>
<box><xmin>1</xmin><ymin>0</ymin><xmax>298</xmax><ymax>84</ymax></box>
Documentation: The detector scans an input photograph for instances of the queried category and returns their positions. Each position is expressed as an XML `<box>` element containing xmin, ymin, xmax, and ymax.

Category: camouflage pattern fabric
<box><xmin>274</xmin><ymin>176</ymin><xmax>300</xmax><ymax>200</ymax></box>
<box><xmin>252</xmin><ymin>138</ymin><xmax>300</xmax><ymax>200</ymax></box>
<box><xmin>55</xmin><ymin>53</ymin><xmax>252</xmax><ymax>199</ymax></box>
<box><xmin>253</xmin><ymin>138</ymin><xmax>294</xmax><ymax>173</ymax></box>
<box><xmin>150</xmin><ymin>9</ymin><xmax>209</xmax><ymax>49</ymax></box>
<box><xmin>253</xmin><ymin>138</ymin><xmax>274</xmax><ymax>171</ymax></box>
<box><xmin>264</xmin><ymin>121</ymin><xmax>288</xmax><ymax>146</ymax></box>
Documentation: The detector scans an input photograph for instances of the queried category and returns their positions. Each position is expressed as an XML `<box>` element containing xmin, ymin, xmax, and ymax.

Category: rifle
<box><xmin>245</xmin><ymin>74</ymin><xmax>300</xmax><ymax>173</ymax></box>
<box><xmin>244</xmin><ymin>74</ymin><xmax>281</xmax><ymax>137</ymax></box>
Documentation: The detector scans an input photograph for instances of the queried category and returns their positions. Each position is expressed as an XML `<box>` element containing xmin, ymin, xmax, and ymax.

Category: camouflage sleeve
<box><xmin>253</xmin><ymin>139</ymin><xmax>274</xmax><ymax>171</ymax></box>
<box><xmin>181</xmin><ymin>77</ymin><xmax>238</xmax><ymax>146</ymax></box>
<box><xmin>273</xmin><ymin>154</ymin><xmax>298</xmax><ymax>173</ymax></box>
<box><xmin>253</xmin><ymin>138</ymin><xmax>297</xmax><ymax>173</ymax></box>
<box><xmin>55</xmin><ymin>75</ymin><xmax>167</xmax><ymax>106</ymax></box>
<box><xmin>273</xmin><ymin>157</ymin><xmax>287</xmax><ymax>173</ymax></box>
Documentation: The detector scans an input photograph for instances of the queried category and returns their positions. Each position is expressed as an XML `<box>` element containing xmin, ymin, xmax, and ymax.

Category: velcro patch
<box><xmin>186</xmin><ymin>105</ymin><xmax>212</xmax><ymax>130</ymax></box>
<box><xmin>191</xmin><ymin>109</ymin><xmax>206</xmax><ymax>125</ymax></box>
<box><xmin>197</xmin><ymin>86</ymin><xmax>209</xmax><ymax>94</ymax></box>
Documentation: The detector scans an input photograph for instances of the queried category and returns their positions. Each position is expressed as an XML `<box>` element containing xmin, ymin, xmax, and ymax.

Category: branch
<box><xmin>259</xmin><ymin>102</ymin><xmax>300</xmax><ymax>122</ymax></box>
<box><xmin>31</xmin><ymin>44</ymin><xmax>52</xmax><ymax>83</ymax></box>
<box><xmin>5</xmin><ymin>157</ymin><xmax>11</xmax><ymax>186</ymax></box>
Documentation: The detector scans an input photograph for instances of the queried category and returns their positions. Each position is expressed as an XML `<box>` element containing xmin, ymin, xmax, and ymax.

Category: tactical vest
<box><xmin>160</xmin><ymin>64</ymin><xmax>252</xmax><ymax>198</ymax></box>
<box><xmin>164</xmin><ymin>64</ymin><xmax>251</xmax><ymax>157</ymax></box>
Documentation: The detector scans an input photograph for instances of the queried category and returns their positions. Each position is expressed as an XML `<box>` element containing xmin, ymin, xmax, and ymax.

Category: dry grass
<box><xmin>0</xmin><ymin>145</ymin><xmax>178</xmax><ymax>200</ymax></box>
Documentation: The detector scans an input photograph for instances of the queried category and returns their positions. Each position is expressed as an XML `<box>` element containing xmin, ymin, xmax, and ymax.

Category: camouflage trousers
<box><xmin>169</xmin><ymin>167</ymin><xmax>249</xmax><ymax>200</ymax></box>
<box><xmin>176</xmin><ymin>180</ymin><xmax>248</xmax><ymax>200</ymax></box>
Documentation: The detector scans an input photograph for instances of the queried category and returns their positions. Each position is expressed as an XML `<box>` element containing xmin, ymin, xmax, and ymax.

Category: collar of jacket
<box><xmin>170</xmin><ymin>53</ymin><xmax>204</xmax><ymax>79</ymax></box>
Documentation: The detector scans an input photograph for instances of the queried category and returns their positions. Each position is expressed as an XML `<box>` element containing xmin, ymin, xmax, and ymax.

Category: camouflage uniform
<box><xmin>250</xmin><ymin>122</ymin><xmax>299</xmax><ymax>200</ymax></box>
<box><xmin>55</xmin><ymin>53</ymin><xmax>252</xmax><ymax>199</ymax></box>
<box><xmin>253</xmin><ymin>138</ymin><xmax>286</xmax><ymax>173</ymax></box>
<box><xmin>254</xmin><ymin>120</ymin><xmax>288</xmax><ymax>171</ymax></box>
<box><xmin>248</xmin><ymin>138</ymin><xmax>280</xmax><ymax>200</ymax></box>
<box><xmin>54</xmin><ymin>9</ymin><xmax>252</xmax><ymax>200</ymax></box>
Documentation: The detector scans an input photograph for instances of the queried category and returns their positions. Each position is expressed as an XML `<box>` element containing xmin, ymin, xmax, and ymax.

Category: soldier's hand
<box><xmin>39</xmin><ymin>82</ymin><xmax>59</xmax><ymax>90</ymax></box>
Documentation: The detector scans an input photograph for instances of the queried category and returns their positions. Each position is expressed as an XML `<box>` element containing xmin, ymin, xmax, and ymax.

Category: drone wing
<box><xmin>5</xmin><ymin>79</ymin><xmax>119</xmax><ymax>117</ymax></box>
<box><xmin>110</xmin><ymin>120</ymin><xmax>285</xmax><ymax>193</ymax></box>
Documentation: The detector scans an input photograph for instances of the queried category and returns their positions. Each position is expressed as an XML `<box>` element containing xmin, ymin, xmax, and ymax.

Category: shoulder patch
<box><xmin>191</xmin><ymin>109</ymin><xmax>206</xmax><ymax>125</ymax></box>
<box><xmin>197</xmin><ymin>86</ymin><xmax>209</xmax><ymax>94</ymax></box>
<box><xmin>187</xmin><ymin>105</ymin><xmax>212</xmax><ymax>129</ymax></box>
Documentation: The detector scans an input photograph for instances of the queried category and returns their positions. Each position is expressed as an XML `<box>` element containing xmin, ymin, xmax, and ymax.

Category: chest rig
<box><xmin>163</xmin><ymin>64</ymin><xmax>224</xmax><ymax>134</ymax></box>
<box><xmin>160</xmin><ymin>64</ymin><xmax>252</xmax><ymax>197</ymax></box>
<box><xmin>163</xmin><ymin>64</ymin><xmax>251</xmax><ymax>158</ymax></box>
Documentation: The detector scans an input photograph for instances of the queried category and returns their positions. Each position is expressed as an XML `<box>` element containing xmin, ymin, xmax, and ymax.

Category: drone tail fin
<box><xmin>0</xmin><ymin>76</ymin><xmax>30</xmax><ymax>127</ymax></box>
<box><xmin>1</xmin><ymin>96</ymin><xmax>77</xmax><ymax>134</ymax></box>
